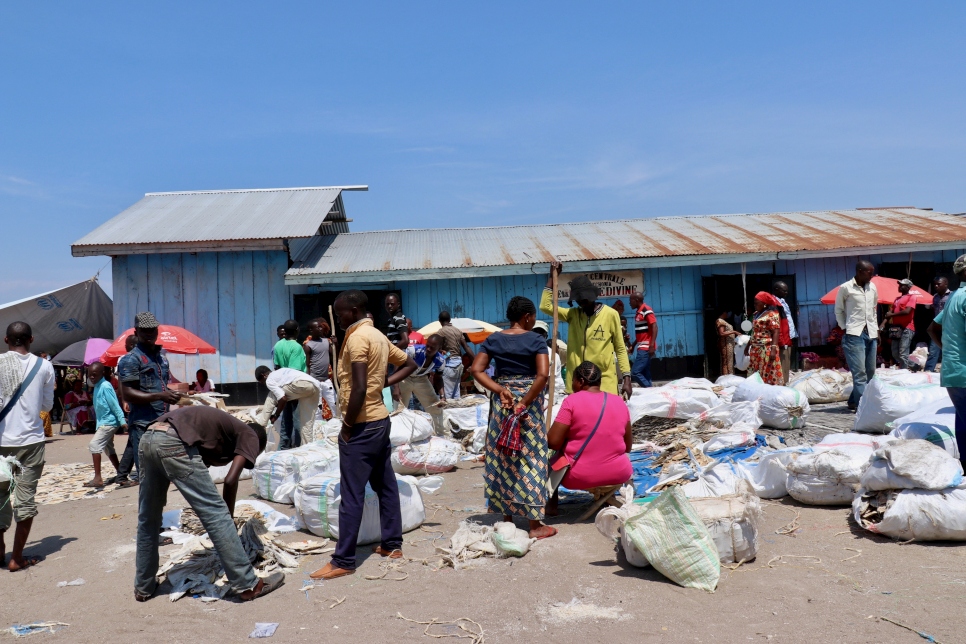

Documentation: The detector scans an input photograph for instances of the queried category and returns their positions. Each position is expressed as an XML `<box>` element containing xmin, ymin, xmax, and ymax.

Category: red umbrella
<box><xmin>99</xmin><ymin>325</ymin><xmax>216</xmax><ymax>366</ymax></box>
<box><xmin>819</xmin><ymin>275</ymin><xmax>932</xmax><ymax>306</ymax></box>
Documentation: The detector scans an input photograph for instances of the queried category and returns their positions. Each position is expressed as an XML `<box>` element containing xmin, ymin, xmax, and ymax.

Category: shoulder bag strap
<box><xmin>570</xmin><ymin>393</ymin><xmax>608</xmax><ymax>467</ymax></box>
<box><xmin>0</xmin><ymin>357</ymin><xmax>43</xmax><ymax>425</ymax></box>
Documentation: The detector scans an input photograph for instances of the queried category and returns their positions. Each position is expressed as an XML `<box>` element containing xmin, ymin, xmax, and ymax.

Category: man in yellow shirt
<box><xmin>310</xmin><ymin>290</ymin><xmax>417</xmax><ymax>581</ymax></box>
<box><xmin>540</xmin><ymin>262</ymin><xmax>632</xmax><ymax>398</ymax></box>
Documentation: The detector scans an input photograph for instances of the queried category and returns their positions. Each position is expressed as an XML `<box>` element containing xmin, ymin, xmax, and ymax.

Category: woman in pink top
<box><xmin>547</xmin><ymin>361</ymin><xmax>633</xmax><ymax>503</ymax></box>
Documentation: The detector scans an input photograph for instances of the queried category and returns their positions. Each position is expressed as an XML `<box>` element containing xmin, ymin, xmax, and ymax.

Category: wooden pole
<box><xmin>548</xmin><ymin>268</ymin><xmax>559</xmax><ymax>419</ymax></box>
<box><xmin>328</xmin><ymin>305</ymin><xmax>340</xmax><ymax>401</ymax></box>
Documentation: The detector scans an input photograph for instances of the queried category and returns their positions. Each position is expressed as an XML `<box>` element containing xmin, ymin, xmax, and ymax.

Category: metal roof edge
<box><xmin>71</xmin><ymin>238</ymin><xmax>291</xmax><ymax>257</ymax></box>
<box><xmin>144</xmin><ymin>185</ymin><xmax>368</xmax><ymax>196</ymax></box>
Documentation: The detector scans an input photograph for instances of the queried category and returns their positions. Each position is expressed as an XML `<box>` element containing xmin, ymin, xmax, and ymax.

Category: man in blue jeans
<box><xmin>134</xmin><ymin>405</ymin><xmax>282</xmax><ymax>602</ymax></box>
<box><xmin>928</xmin><ymin>254</ymin><xmax>966</xmax><ymax>471</ymax></box>
<box><xmin>926</xmin><ymin>276</ymin><xmax>951</xmax><ymax>372</ymax></box>
<box><xmin>116</xmin><ymin>313</ymin><xmax>181</xmax><ymax>487</ymax></box>
<box><xmin>629</xmin><ymin>291</ymin><xmax>658</xmax><ymax>388</ymax></box>
<box><xmin>834</xmin><ymin>261</ymin><xmax>879</xmax><ymax>411</ymax></box>
<box><xmin>310</xmin><ymin>290</ymin><xmax>417</xmax><ymax>581</ymax></box>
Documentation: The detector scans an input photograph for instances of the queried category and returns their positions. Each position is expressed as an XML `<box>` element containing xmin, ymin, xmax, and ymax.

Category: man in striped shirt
<box><xmin>629</xmin><ymin>292</ymin><xmax>658</xmax><ymax>388</ymax></box>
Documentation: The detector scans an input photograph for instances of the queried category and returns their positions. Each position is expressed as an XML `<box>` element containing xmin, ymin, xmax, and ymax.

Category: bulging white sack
<box><xmin>626</xmin><ymin>386</ymin><xmax>721</xmax><ymax>422</ymax></box>
<box><xmin>690</xmin><ymin>400</ymin><xmax>762</xmax><ymax>431</ymax></box>
<box><xmin>391</xmin><ymin>437</ymin><xmax>463</xmax><ymax>475</ymax></box>
<box><xmin>859</xmin><ymin>439</ymin><xmax>964</xmax><ymax>491</ymax></box>
<box><xmin>854</xmin><ymin>486</ymin><xmax>966</xmax><ymax>541</ymax></box>
<box><xmin>440</xmin><ymin>401</ymin><xmax>489</xmax><ymax>433</ymax></box>
<box><xmin>734</xmin><ymin>335</ymin><xmax>751</xmax><ymax>371</ymax></box>
<box><xmin>252</xmin><ymin>443</ymin><xmax>340</xmax><ymax>504</ymax></box>
<box><xmin>390</xmin><ymin>409</ymin><xmax>435</xmax><ymax>446</ymax></box>
<box><xmin>875</xmin><ymin>369</ymin><xmax>941</xmax><ymax>386</ymax></box>
<box><xmin>732</xmin><ymin>447</ymin><xmax>811</xmax><ymax>499</ymax></box>
<box><xmin>788</xmin><ymin>369</ymin><xmax>853</xmax><ymax>404</ymax></box>
<box><xmin>854</xmin><ymin>377</ymin><xmax>950</xmax><ymax>433</ymax></box>
<box><xmin>688</xmin><ymin>480</ymin><xmax>762</xmax><ymax>564</ymax></box>
<box><xmin>666</xmin><ymin>377</ymin><xmax>717</xmax><ymax>391</ymax></box>
<box><xmin>295</xmin><ymin>474</ymin><xmax>442</xmax><ymax>542</ymax></box>
<box><xmin>715</xmin><ymin>375</ymin><xmax>746</xmax><ymax>389</ymax></box>
<box><xmin>888</xmin><ymin>399</ymin><xmax>959</xmax><ymax>458</ymax></box>
<box><xmin>785</xmin><ymin>449</ymin><xmax>868</xmax><ymax>505</ymax></box>
<box><xmin>732</xmin><ymin>376</ymin><xmax>809</xmax><ymax>429</ymax></box>
<box><xmin>702</xmin><ymin>431</ymin><xmax>757</xmax><ymax>454</ymax></box>
<box><xmin>208</xmin><ymin>465</ymin><xmax>252</xmax><ymax>484</ymax></box>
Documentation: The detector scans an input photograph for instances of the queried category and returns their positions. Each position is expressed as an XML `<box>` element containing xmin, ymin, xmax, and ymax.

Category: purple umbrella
<box><xmin>51</xmin><ymin>338</ymin><xmax>113</xmax><ymax>367</ymax></box>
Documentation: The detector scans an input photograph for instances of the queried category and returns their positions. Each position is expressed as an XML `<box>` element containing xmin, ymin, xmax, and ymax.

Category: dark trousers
<box><xmin>945</xmin><ymin>387</ymin><xmax>966</xmax><ymax>467</ymax></box>
<box><xmin>631</xmin><ymin>348</ymin><xmax>652</xmax><ymax>387</ymax></box>
<box><xmin>332</xmin><ymin>417</ymin><xmax>401</xmax><ymax>570</ymax></box>
<box><xmin>279</xmin><ymin>400</ymin><xmax>301</xmax><ymax>450</ymax></box>
<box><xmin>115</xmin><ymin>424</ymin><xmax>146</xmax><ymax>480</ymax></box>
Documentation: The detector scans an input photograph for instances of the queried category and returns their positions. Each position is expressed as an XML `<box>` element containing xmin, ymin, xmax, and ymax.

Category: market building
<box><xmin>74</xmin><ymin>189</ymin><xmax>966</xmax><ymax>403</ymax></box>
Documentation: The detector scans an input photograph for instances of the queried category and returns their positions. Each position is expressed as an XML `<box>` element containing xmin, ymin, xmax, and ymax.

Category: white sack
<box><xmin>859</xmin><ymin>439</ymin><xmax>964</xmax><ymax>491</ymax></box>
<box><xmin>734</xmin><ymin>335</ymin><xmax>751</xmax><ymax>371</ymax></box>
<box><xmin>854</xmin><ymin>377</ymin><xmax>950</xmax><ymax>433</ymax></box>
<box><xmin>252</xmin><ymin>443</ymin><xmax>340</xmax><ymax>504</ymax></box>
<box><xmin>702</xmin><ymin>431</ymin><xmax>757</xmax><ymax>454</ymax></box>
<box><xmin>208</xmin><ymin>465</ymin><xmax>252</xmax><ymax>484</ymax></box>
<box><xmin>690</xmin><ymin>400</ymin><xmax>762</xmax><ymax>431</ymax></box>
<box><xmin>875</xmin><ymin>369</ymin><xmax>941</xmax><ymax>386</ymax></box>
<box><xmin>785</xmin><ymin>449</ymin><xmax>868</xmax><ymax>505</ymax></box>
<box><xmin>854</xmin><ymin>486</ymin><xmax>966</xmax><ymax>541</ymax></box>
<box><xmin>688</xmin><ymin>481</ymin><xmax>762</xmax><ymax>564</ymax></box>
<box><xmin>666</xmin><ymin>377</ymin><xmax>717</xmax><ymax>391</ymax></box>
<box><xmin>392</xmin><ymin>437</ymin><xmax>463</xmax><ymax>475</ymax></box>
<box><xmin>732</xmin><ymin>447</ymin><xmax>811</xmax><ymax>499</ymax></box>
<box><xmin>788</xmin><ymin>369</ymin><xmax>853</xmax><ymax>404</ymax></box>
<box><xmin>440</xmin><ymin>401</ymin><xmax>489</xmax><ymax>432</ymax></box>
<box><xmin>888</xmin><ymin>399</ymin><xmax>960</xmax><ymax>458</ymax></box>
<box><xmin>732</xmin><ymin>377</ymin><xmax>809</xmax><ymax>429</ymax></box>
<box><xmin>625</xmin><ymin>386</ymin><xmax>721</xmax><ymax>422</ymax></box>
<box><xmin>295</xmin><ymin>474</ymin><xmax>441</xmax><ymax>542</ymax></box>
<box><xmin>389</xmin><ymin>409</ymin><xmax>435</xmax><ymax>446</ymax></box>
<box><xmin>715</xmin><ymin>375</ymin><xmax>746</xmax><ymax>389</ymax></box>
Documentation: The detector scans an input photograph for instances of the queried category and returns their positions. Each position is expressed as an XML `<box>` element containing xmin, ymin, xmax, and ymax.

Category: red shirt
<box><xmin>891</xmin><ymin>294</ymin><xmax>916</xmax><ymax>331</ymax></box>
<box><xmin>634</xmin><ymin>304</ymin><xmax>656</xmax><ymax>351</ymax></box>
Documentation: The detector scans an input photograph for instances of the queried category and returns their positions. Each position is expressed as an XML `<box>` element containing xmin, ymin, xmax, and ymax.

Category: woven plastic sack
<box><xmin>785</xmin><ymin>448</ymin><xmax>869</xmax><ymax>506</ymax></box>
<box><xmin>734</xmin><ymin>335</ymin><xmax>751</xmax><ymax>371</ymax></box>
<box><xmin>887</xmin><ymin>399</ymin><xmax>959</xmax><ymax>458</ymax></box>
<box><xmin>252</xmin><ymin>443</ymin><xmax>340</xmax><ymax>504</ymax></box>
<box><xmin>690</xmin><ymin>400</ymin><xmax>762</xmax><ymax>431</ymax></box>
<box><xmin>207</xmin><ymin>465</ymin><xmax>252</xmax><ymax>484</ymax></box>
<box><xmin>625</xmin><ymin>386</ymin><xmax>721</xmax><ymax>422</ymax></box>
<box><xmin>788</xmin><ymin>369</ymin><xmax>853</xmax><ymax>404</ymax></box>
<box><xmin>854</xmin><ymin>377</ymin><xmax>950</xmax><ymax>433</ymax></box>
<box><xmin>389</xmin><ymin>409</ymin><xmax>435</xmax><ymax>446</ymax></box>
<box><xmin>853</xmin><ymin>485</ymin><xmax>966</xmax><ymax>541</ymax></box>
<box><xmin>732</xmin><ymin>375</ymin><xmax>809</xmax><ymax>429</ymax></box>
<box><xmin>624</xmin><ymin>487</ymin><xmax>720</xmax><ymax>591</ymax></box>
<box><xmin>715</xmin><ymin>375</ymin><xmax>746</xmax><ymax>389</ymax></box>
<box><xmin>294</xmin><ymin>474</ymin><xmax>441</xmax><ymax>542</ymax></box>
<box><xmin>441</xmin><ymin>402</ymin><xmax>489</xmax><ymax>433</ymax></box>
<box><xmin>859</xmin><ymin>440</ymin><xmax>964</xmax><ymax>491</ymax></box>
<box><xmin>391</xmin><ymin>437</ymin><xmax>463</xmax><ymax>475</ymax></box>
<box><xmin>490</xmin><ymin>522</ymin><xmax>536</xmax><ymax>557</ymax></box>
<box><xmin>687</xmin><ymin>480</ymin><xmax>762</xmax><ymax>564</ymax></box>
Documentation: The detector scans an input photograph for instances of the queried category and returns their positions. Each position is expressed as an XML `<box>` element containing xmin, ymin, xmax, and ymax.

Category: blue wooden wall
<box><xmin>112</xmin><ymin>251</ymin><xmax>291</xmax><ymax>384</ymax></box>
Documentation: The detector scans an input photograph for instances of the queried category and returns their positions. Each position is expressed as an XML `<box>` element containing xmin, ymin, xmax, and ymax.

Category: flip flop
<box><xmin>530</xmin><ymin>526</ymin><xmax>558</xmax><ymax>540</ymax></box>
<box><xmin>82</xmin><ymin>480</ymin><xmax>104</xmax><ymax>488</ymax></box>
<box><xmin>8</xmin><ymin>555</ymin><xmax>43</xmax><ymax>572</ymax></box>
<box><xmin>117</xmin><ymin>480</ymin><xmax>139</xmax><ymax>488</ymax></box>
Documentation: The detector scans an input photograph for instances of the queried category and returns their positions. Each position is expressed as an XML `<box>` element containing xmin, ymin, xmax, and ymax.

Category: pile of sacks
<box><xmin>596</xmin><ymin>482</ymin><xmax>762</xmax><ymax>591</ymax></box>
<box><xmin>854</xmin><ymin>370</ymin><xmax>948</xmax><ymax>433</ymax></box>
<box><xmin>731</xmin><ymin>373</ymin><xmax>809</xmax><ymax>429</ymax></box>
<box><xmin>252</xmin><ymin>442</ymin><xmax>341</xmax><ymax>504</ymax></box>
<box><xmin>627</xmin><ymin>378</ymin><xmax>722</xmax><ymax>422</ymax></box>
<box><xmin>853</xmin><ymin>440</ymin><xmax>966</xmax><ymax>540</ymax></box>
<box><xmin>788</xmin><ymin>369</ymin><xmax>852</xmax><ymax>404</ymax></box>
<box><xmin>389</xmin><ymin>408</ymin><xmax>464</xmax><ymax>475</ymax></box>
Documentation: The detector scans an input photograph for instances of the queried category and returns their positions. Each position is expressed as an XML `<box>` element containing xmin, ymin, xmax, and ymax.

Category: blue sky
<box><xmin>2</xmin><ymin>2</ymin><xmax>964</xmax><ymax>303</ymax></box>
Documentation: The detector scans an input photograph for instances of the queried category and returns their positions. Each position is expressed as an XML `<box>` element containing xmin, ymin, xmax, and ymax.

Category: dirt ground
<box><xmin>3</xmin><ymin>409</ymin><xmax>966</xmax><ymax>644</ymax></box>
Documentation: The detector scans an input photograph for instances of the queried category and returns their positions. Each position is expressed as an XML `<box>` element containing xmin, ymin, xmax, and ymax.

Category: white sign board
<box><xmin>556</xmin><ymin>270</ymin><xmax>643</xmax><ymax>300</ymax></box>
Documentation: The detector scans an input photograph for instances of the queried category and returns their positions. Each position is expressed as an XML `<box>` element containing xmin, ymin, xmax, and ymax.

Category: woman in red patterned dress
<box><xmin>745</xmin><ymin>292</ymin><xmax>783</xmax><ymax>385</ymax></box>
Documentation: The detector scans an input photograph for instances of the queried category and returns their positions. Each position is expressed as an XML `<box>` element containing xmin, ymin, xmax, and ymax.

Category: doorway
<box><xmin>293</xmin><ymin>289</ymin><xmax>393</xmax><ymax>344</ymax></box>
<box><xmin>701</xmin><ymin>274</ymin><xmax>797</xmax><ymax>380</ymax></box>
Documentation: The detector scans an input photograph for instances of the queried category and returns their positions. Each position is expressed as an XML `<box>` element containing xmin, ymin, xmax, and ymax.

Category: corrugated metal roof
<box><xmin>286</xmin><ymin>208</ymin><xmax>966</xmax><ymax>284</ymax></box>
<box><xmin>72</xmin><ymin>186</ymin><xmax>366</xmax><ymax>256</ymax></box>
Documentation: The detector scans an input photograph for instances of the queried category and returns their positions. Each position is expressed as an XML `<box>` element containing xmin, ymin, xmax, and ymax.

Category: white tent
<box><xmin>0</xmin><ymin>279</ymin><xmax>113</xmax><ymax>356</ymax></box>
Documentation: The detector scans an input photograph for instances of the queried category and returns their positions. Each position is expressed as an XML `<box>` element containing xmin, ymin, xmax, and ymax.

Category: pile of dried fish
<box><xmin>433</xmin><ymin>394</ymin><xmax>488</xmax><ymax>409</ymax></box>
<box><xmin>35</xmin><ymin>463</ymin><xmax>120</xmax><ymax>505</ymax></box>
<box><xmin>854</xmin><ymin>489</ymin><xmax>897</xmax><ymax>527</ymax></box>
<box><xmin>631</xmin><ymin>416</ymin><xmax>684</xmax><ymax>443</ymax></box>
<box><xmin>178</xmin><ymin>392</ymin><xmax>230</xmax><ymax>411</ymax></box>
<box><xmin>159</xmin><ymin>509</ymin><xmax>330</xmax><ymax>601</ymax></box>
<box><xmin>647</xmin><ymin>439</ymin><xmax>714</xmax><ymax>492</ymax></box>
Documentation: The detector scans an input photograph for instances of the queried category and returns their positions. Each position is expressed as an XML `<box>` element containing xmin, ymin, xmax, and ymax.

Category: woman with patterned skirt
<box><xmin>470</xmin><ymin>296</ymin><xmax>554</xmax><ymax>539</ymax></box>
<box><xmin>745</xmin><ymin>292</ymin><xmax>784</xmax><ymax>385</ymax></box>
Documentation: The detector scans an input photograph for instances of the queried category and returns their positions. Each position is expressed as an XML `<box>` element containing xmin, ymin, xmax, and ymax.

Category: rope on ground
<box><xmin>365</xmin><ymin>559</ymin><xmax>410</xmax><ymax>582</ymax></box>
<box><xmin>396</xmin><ymin>613</ymin><xmax>485</xmax><ymax>644</ymax></box>
<box><xmin>723</xmin><ymin>557</ymin><xmax>748</xmax><ymax>573</ymax></box>
<box><xmin>841</xmin><ymin>548</ymin><xmax>862</xmax><ymax>562</ymax></box>
<box><xmin>766</xmin><ymin>555</ymin><xmax>822</xmax><ymax>568</ymax></box>
<box><xmin>766</xmin><ymin>503</ymin><xmax>801</xmax><ymax>537</ymax></box>
<box><xmin>327</xmin><ymin>596</ymin><xmax>346</xmax><ymax>609</ymax></box>
<box><xmin>877</xmin><ymin>616</ymin><xmax>942</xmax><ymax>644</ymax></box>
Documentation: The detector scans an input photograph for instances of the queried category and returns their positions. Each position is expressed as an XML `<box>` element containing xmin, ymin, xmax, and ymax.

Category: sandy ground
<box><xmin>3</xmin><ymin>407</ymin><xmax>966</xmax><ymax>644</ymax></box>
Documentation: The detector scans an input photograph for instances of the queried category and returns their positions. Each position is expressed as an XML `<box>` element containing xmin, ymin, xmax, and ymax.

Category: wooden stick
<box><xmin>328</xmin><ymin>305</ymin><xmax>340</xmax><ymax>400</ymax></box>
<box><xmin>548</xmin><ymin>268</ymin><xmax>559</xmax><ymax>417</ymax></box>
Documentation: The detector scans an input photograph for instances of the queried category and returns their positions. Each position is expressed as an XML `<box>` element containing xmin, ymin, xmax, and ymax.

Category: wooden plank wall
<box><xmin>111</xmin><ymin>250</ymin><xmax>290</xmax><ymax>384</ymax></box>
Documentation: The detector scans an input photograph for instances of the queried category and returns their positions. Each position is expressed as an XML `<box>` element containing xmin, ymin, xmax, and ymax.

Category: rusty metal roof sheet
<box><xmin>286</xmin><ymin>208</ymin><xmax>966</xmax><ymax>284</ymax></box>
<box><xmin>72</xmin><ymin>186</ymin><xmax>367</xmax><ymax>256</ymax></box>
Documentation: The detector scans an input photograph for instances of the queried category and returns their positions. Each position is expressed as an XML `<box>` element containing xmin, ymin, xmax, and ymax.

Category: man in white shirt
<box><xmin>0</xmin><ymin>322</ymin><xmax>55</xmax><ymax>571</ymax></box>
<box><xmin>254</xmin><ymin>366</ymin><xmax>322</xmax><ymax>448</ymax></box>
<box><xmin>773</xmin><ymin>281</ymin><xmax>798</xmax><ymax>384</ymax></box>
<box><xmin>834</xmin><ymin>260</ymin><xmax>879</xmax><ymax>411</ymax></box>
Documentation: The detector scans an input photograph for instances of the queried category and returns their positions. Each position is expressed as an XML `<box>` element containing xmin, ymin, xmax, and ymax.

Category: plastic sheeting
<box><xmin>0</xmin><ymin>279</ymin><xmax>113</xmax><ymax>356</ymax></box>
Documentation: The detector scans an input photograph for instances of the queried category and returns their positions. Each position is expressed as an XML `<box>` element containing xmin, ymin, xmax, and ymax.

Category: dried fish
<box><xmin>35</xmin><ymin>463</ymin><xmax>120</xmax><ymax>506</ymax></box>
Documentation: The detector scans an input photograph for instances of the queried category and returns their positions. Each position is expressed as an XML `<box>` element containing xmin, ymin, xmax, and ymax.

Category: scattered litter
<box><xmin>396</xmin><ymin>613</ymin><xmax>485</xmax><ymax>644</ymax></box>
<box><xmin>3</xmin><ymin>622</ymin><xmax>70</xmax><ymax>637</ymax></box>
<box><xmin>877</xmin><ymin>616</ymin><xmax>942</xmax><ymax>644</ymax></box>
<box><xmin>438</xmin><ymin>521</ymin><xmax>535</xmax><ymax>568</ymax></box>
<box><xmin>56</xmin><ymin>578</ymin><xmax>86</xmax><ymax>587</ymax></box>
<box><xmin>544</xmin><ymin>598</ymin><xmax>624</xmax><ymax>624</ymax></box>
<box><xmin>100</xmin><ymin>514</ymin><xmax>122</xmax><ymax>520</ymax></box>
<box><xmin>248</xmin><ymin>623</ymin><xmax>279</xmax><ymax>638</ymax></box>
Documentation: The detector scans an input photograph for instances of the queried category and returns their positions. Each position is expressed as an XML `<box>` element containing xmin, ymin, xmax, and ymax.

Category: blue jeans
<box><xmin>945</xmin><ymin>387</ymin><xmax>966</xmax><ymax>465</ymax></box>
<box><xmin>891</xmin><ymin>328</ymin><xmax>915</xmax><ymax>370</ymax></box>
<box><xmin>631</xmin><ymin>348</ymin><xmax>652</xmax><ymax>387</ymax></box>
<box><xmin>279</xmin><ymin>400</ymin><xmax>300</xmax><ymax>450</ymax></box>
<box><xmin>115</xmin><ymin>423</ymin><xmax>147</xmax><ymax>481</ymax></box>
<box><xmin>926</xmin><ymin>341</ymin><xmax>942</xmax><ymax>372</ymax></box>
<box><xmin>842</xmin><ymin>330</ymin><xmax>877</xmax><ymax>408</ymax></box>
<box><xmin>333</xmin><ymin>417</ymin><xmax>401</xmax><ymax>570</ymax></box>
<box><xmin>135</xmin><ymin>429</ymin><xmax>258</xmax><ymax>597</ymax></box>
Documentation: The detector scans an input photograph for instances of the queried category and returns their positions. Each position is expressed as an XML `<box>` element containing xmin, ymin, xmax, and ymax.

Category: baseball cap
<box><xmin>897</xmin><ymin>279</ymin><xmax>913</xmax><ymax>287</ymax></box>
<box><xmin>532</xmin><ymin>321</ymin><xmax>549</xmax><ymax>334</ymax></box>
<box><xmin>955</xmin><ymin>254</ymin><xmax>966</xmax><ymax>275</ymax></box>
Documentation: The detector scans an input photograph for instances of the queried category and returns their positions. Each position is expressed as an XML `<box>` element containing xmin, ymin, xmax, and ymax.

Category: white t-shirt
<box><xmin>0</xmin><ymin>353</ymin><xmax>56</xmax><ymax>447</ymax></box>
<box><xmin>265</xmin><ymin>368</ymin><xmax>320</xmax><ymax>400</ymax></box>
